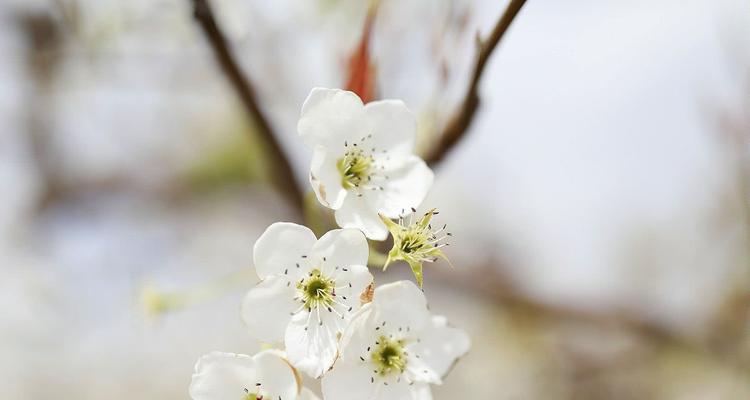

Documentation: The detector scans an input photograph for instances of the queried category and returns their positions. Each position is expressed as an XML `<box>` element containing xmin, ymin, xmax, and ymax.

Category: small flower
<box><xmin>321</xmin><ymin>281</ymin><xmax>470</xmax><ymax>400</ymax></box>
<box><xmin>298</xmin><ymin>87</ymin><xmax>434</xmax><ymax>240</ymax></box>
<box><xmin>381</xmin><ymin>208</ymin><xmax>451</xmax><ymax>287</ymax></box>
<box><xmin>241</xmin><ymin>223</ymin><xmax>374</xmax><ymax>378</ymax></box>
<box><xmin>189</xmin><ymin>349</ymin><xmax>320</xmax><ymax>400</ymax></box>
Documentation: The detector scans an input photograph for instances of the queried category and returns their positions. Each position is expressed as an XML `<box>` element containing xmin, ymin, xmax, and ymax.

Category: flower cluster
<box><xmin>189</xmin><ymin>88</ymin><xmax>469</xmax><ymax>400</ymax></box>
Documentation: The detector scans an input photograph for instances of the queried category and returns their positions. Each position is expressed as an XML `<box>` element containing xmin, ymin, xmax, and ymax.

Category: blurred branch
<box><xmin>20</xmin><ymin>12</ymin><xmax>65</xmax><ymax>211</ymax></box>
<box><xmin>425</xmin><ymin>0</ymin><xmax>528</xmax><ymax>166</ymax></box>
<box><xmin>191</xmin><ymin>0</ymin><xmax>303</xmax><ymax>213</ymax></box>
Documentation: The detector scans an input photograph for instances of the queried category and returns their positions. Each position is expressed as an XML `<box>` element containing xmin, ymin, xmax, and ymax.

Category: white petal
<box><xmin>375</xmin><ymin>380</ymin><xmax>433</xmax><ymax>400</ymax></box>
<box><xmin>253</xmin><ymin>222</ymin><xmax>317</xmax><ymax>280</ymax></box>
<box><xmin>337</xmin><ymin>303</ymin><xmax>377</xmax><ymax>364</ymax></box>
<box><xmin>321</xmin><ymin>360</ymin><xmax>376</xmax><ymax>400</ymax></box>
<box><xmin>329</xmin><ymin>264</ymin><xmax>373</xmax><ymax>312</ymax></box>
<box><xmin>404</xmin><ymin>353</ymin><xmax>442</xmax><ymax>385</ymax></box>
<box><xmin>310</xmin><ymin>146</ymin><xmax>347</xmax><ymax>209</ymax></box>
<box><xmin>366</xmin><ymin>156</ymin><xmax>434</xmax><ymax>218</ymax></box>
<box><xmin>311</xmin><ymin>228</ymin><xmax>369</xmax><ymax>272</ymax></box>
<box><xmin>298</xmin><ymin>87</ymin><xmax>365</xmax><ymax>149</ymax></box>
<box><xmin>370</xmin><ymin>280</ymin><xmax>430</xmax><ymax>335</ymax></box>
<box><xmin>362</xmin><ymin>99</ymin><xmax>417</xmax><ymax>157</ymax></box>
<box><xmin>253</xmin><ymin>349</ymin><xmax>300</xmax><ymax>400</ymax></box>
<box><xmin>241</xmin><ymin>276</ymin><xmax>298</xmax><ymax>343</ymax></box>
<box><xmin>189</xmin><ymin>352</ymin><xmax>258</xmax><ymax>400</ymax></box>
<box><xmin>300</xmin><ymin>387</ymin><xmax>322</xmax><ymax>400</ymax></box>
<box><xmin>285</xmin><ymin>310</ymin><xmax>342</xmax><ymax>378</ymax></box>
<box><xmin>334</xmin><ymin>194</ymin><xmax>388</xmax><ymax>240</ymax></box>
<box><xmin>410</xmin><ymin>315</ymin><xmax>471</xmax><ymax>379</ymax></box>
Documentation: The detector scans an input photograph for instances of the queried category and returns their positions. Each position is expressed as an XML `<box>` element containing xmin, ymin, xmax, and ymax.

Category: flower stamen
<box><xmin>371</xmin><ymin>335</ymin><xmax>407</xmax><ymax>377</ymax></box>
<box><xmin>381</xmin><ymin>209</ymin><xmax>452</xmax><ymax>287</ymax></box>
<box><xmin>337</xmin><ymin>149</ymin><xmax>373</xmax><ymax>190</ymax></box>
<box><xmin>297</xmin><ymin>269</ymin><xmax>336</xmax><ymax>311</ymax></box>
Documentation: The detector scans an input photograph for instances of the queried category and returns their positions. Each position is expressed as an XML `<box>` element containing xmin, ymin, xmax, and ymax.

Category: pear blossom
<box><xmin>241</xmin><ymin>222</ymin><xmax>374</xmax><ymax>378</ymax></box>
<box><xmin>189</xmin><ymin>350</ymin><xmax>320</xmax><ymax>400</ymax></box>
<box><xmin>321</xmin><ymin>281</ymin><xmax>470</xmax><ymax>400</ymax></box>
<box><xmin>382</xmin><ymin>208</ymin><xmax>451</xmax><ymax>287</ymax></box>
<box><xmin>298</xmin><ymin>87</ymin><xmax>434</xmax><ymax>240</ymax></box>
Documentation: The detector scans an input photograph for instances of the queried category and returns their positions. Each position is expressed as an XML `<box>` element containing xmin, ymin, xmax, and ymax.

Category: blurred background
<box><xmin>2</xmin><ymin>0</ymin><xmax>750</xmax><ymax>398</ymax></box>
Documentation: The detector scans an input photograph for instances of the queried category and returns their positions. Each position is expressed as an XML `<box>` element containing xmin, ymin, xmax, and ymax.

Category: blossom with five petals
<box><xmin>321</xmin><ymin>280</ymin><xmax>470</xmax><ymax>400</ymax></box>
<box><xmin>241</xmin><ymin>222</ymin><xmax>373</xmax><ymax>378</ymax></box>
<box><xmin>298</xmin><ymin>87</ymin><xmax>434</xmax><ymax>240</ymax></box>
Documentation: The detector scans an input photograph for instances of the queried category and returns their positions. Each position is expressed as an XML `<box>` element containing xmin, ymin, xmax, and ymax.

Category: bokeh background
<box><xmin>2</xmin><ymin>0</ymin><xmax>750</xmax><ymax>398</ymax></box>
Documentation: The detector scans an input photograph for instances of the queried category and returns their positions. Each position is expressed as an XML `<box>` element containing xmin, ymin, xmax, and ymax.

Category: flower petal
<box><xmin>300</xmin><ymin>387</ymin><xmax>322</xmax><ymax>400</ymax></box>
<box><xmin>253</xmin><ymin>349</ymin><xmax>300</xmax><ymax>400</ymax></box>
<box><xmin>298</xmin><ymin>87</ymin><xmax>365</xmax><ymax>149</ymax></box>
<box><xmin>375</xmin><ymin>380</ymin><xmax>433</xmax><ymax>400</ymax></box>
<box><xmin>366</xmin><ymin>155</ymin><xmax>434</xmax><ymax>218</ymax></box>
<box><xmin>253</xmin><ymin>222</ymin><xmax>317</xmax><ymax>280</ymax></box>
<box><xmin>371</xmin><ymin>280</ymin><xmax>430</xmax><ymax>335</ymax></box>
<box><xmin>189</xmin><ymin>352</ymin><xmax>257</xmax><ymax>400</ymax></box>
<box><xmin>410</xmin><ymin>315</ymin><xmax>471</xmax><ymax>379</ymax></box>
<box><xmin>310</xmin><ymin>146</ymin><xmax>347</xmax><ymax>209</ymax></box>
<box><xmin>404</xmin><ymin>353</ymin><xmax>442</xmax><ymax>385</ymax></box>
<box><xmin>337</xmin><ymin>303</ymin><xmax>377</xmax><ymax>364</ymax></box>
<box><xmin>321</xmin><ymin>360</ymin><xmax>376</xmax><ymax>400</ymax></box>
<box><xmin>329</xmin><ymin>264</ymin><xmax>373</xmax><ymax>312</ymax></box>
<box><xmin>321</xmin><ymin>357</ymin><xmax>432</xmax><ymax>400</ymax></box>
<box><xmin>285</xmin><ymin>309</ymin><xmax>342</xmax><ymax>378</ymax></box>
<box><xmin>362</xmin><ymin>99</ymin><xmax>417</xmax><ymax>157</ymax></box>
<box><xmin>311</xmin><ymin>228</ymin><xmax>369</xmax><ymax>272</ymax></box>
<box><xmin>334</xmin><ymin>194</ymin><xmax>388</xmax><ymax>240</ymax></box>
<box><xmin>241</xmin><ymin>276</ymin><xmax>298</xmax><ymax>343</ymax></box>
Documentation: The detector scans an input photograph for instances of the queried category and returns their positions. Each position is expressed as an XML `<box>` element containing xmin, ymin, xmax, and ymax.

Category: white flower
<box><xmin>241</xmin><ymin>222</ymin><xmax>374</xmax><ymax>378</ymax></box>
<box><xmin>298</xmin><ymin>87</ymin><xmax>434</xmax><ymax>240</ymax></box>
<box><xmin>321</xmin><ymin>281</ymin><xmax>470</xmax><ymax>400</ymax></box>
<box><xmin>189</xmin><ymin>350</ymin><xmax>320</xmax><ymax>400</ymax></box>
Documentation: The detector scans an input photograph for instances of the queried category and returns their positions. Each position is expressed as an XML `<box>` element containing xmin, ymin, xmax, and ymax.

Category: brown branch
<box><xmin>425</xmin><ymin>0</ymin><xmax>528</xmax><ymax>166</ymax></box>
<box><xmin>191</xmin><ymin>0</ymin><xmax>303</xmax><ymax>213</ymax></box>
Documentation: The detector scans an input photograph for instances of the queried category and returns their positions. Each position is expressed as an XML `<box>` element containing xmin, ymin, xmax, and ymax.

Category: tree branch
<box><xmin>191</xmin><ymin>0</ymin><xmax>303</xmax><ymax>213</ymax></box>
<box><xmin>425</xmin><ymin>0</ymin><xmax>528</xmax><ymax>166</ymax></box>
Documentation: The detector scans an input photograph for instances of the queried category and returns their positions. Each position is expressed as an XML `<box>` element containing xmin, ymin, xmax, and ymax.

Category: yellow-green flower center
<box><xmin>337</xmin><ymin>150</ymin><xmax>372</xmax><ymax>190</ymax></box>
<box><xmin>371</xmin><ymin>336</ymin><xmax>407</xmax><ymax>376</ymax></box>
<box><xmin>399</xmin><ymin>229</ymin><xmax>431</xmax><ymax>256</ymax></box>
<box><xmin>298</xmin><ymin>269</ymin><xmax>335</xmax><ymax>310</ymax></box>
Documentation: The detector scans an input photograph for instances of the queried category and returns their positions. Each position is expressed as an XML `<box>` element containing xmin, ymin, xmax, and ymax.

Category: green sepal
<box><xmin>407</xmin><ymin>259</ymin><xmax>424</xmax><ymax>288</ymax></box>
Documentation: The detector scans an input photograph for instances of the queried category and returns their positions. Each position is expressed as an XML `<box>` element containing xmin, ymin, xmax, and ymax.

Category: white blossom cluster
<box><xmin>189</xmin><ymin>88</ymin><xmax>470</xmax><ymax>400</ymax></box>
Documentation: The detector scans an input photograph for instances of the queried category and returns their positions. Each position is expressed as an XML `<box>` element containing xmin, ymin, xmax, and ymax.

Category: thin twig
<box><xmin>425</xmin><ymin>0</ymin><xmax>528</xmax><ymax>166</ymax></box>
<box><xmin>191</xmin><ymin>0</ymin><xmax>303</xmax><ymax>213</ymax></box>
